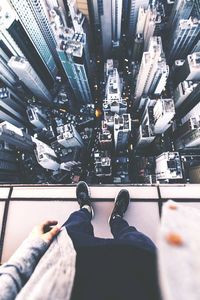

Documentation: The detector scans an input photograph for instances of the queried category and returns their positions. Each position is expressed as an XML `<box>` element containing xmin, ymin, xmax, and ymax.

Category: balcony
<box><xmin>0</xmin><ymin>184</ymin><xmax>200</xmax><ymax>264</ymax></box>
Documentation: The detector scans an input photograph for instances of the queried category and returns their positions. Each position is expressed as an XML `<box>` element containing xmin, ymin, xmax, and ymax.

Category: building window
<box><xmin>98</xmin><ymin>0</ymin><xmax>104</xmax><ymax>15</ymax></box>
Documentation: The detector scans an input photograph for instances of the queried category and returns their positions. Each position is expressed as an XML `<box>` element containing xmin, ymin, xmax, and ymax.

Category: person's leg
<box><xmin>110</xmin><ymin>215</ymin><xmax>156</xmax><ymax>250</ymax></box>
<box><xmin>63</xmin><ymin>206</ymin><xmax>94</xmax><ymax>236</ymax></box>
<box><xmin>109</xmin><ymin>189</ymin><xmax>156</xmax><ymax>251</ymax></box>
<box><xmin>62</xmin><ymin>181</ymin><xmax>95</xmax><ymax>243</ymax></box>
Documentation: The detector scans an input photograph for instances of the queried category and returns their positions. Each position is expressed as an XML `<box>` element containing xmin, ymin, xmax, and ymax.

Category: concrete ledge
<box><xmin>2</xmin><ymin>200</ymin><xmax>160</xmax><ymax>263</ymax></box>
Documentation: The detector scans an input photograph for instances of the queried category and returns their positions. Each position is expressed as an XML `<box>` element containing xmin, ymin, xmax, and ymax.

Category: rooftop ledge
<box><xmin>0</xmin><ymin>184</ymin><xmax>200</xmax><ymax>263</ymax></box>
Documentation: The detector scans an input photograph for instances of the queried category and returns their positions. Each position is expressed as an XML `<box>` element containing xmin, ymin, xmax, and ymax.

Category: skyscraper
<box><xmin>94</xmin><ymin>150</ymin><xmax>112</xmax><ymax>177</ymax></box>
<box><xmin>175</xmin><ymin>101</ymin><xmax>200</xmax><ymax>149</ymax></box>
<box><xmin>0</xmin><ymin>87</ymin><xmax>28</xmax><ymax>128</ymax></box>
<box><xmin>0</xmin><ymin>54</ymin><xmax>20</xmax><ymax>91</ymax></box>
<box><xmin>153</xmin><ymin>98</ymin><xmax>175</xmax><ymax>134</ymax></box>
<box><xmin>112</xmin><ymin>0</ymin><xmax>123</xmax><ymax>48</ymax></box>
<box><xmin>0</xmin><ymin>121</ymin><xmax>34</xmax><ymax>150</ymax></box>
<box><xmin>136</xmin><ymin>124</ymin><xmax>155</xmax><ymax>148</ymax></box>
<box><xmin>135</xmin><ymin>100</ymin><xmax>155</xmax><ymax>148</ymax></box>
<box><xmin>155</xmin><ymin>152</ymin><xmax>183</xmax><ymax>182</ymax></box>
<box><xmin>103</xmin><ymin>64</ymin><xmax>127</xmax><ymax>115</ymax></box>
<box><xmin>26</xmin><ymin>106</ymin><xmax>48</xmax><ymax>130</ymax></box>
<box><xmin>99</xmin><ymin>126</ymin><xmax>112</xmax><ymax>150</ymax></box>
<box><xmin>114</xmin><ymin>113</ymin><xmax>131</xmax><ymax>151</ymax></box>
<box><xmin>57</xmin><ymin>32</ymin><xmax>93</xmax><ymax>105</ymax></box>
<box><xmin>174</xmin><ymin>81</ymin><xmax>198</xmax><ymax>108</ymax></box>
<box><xmin>34</xmin><ymin>138</ymin><xmax>60</xmax><ymax>171</ymax></box>
<box><xmin>192</xmin><ymin>0</ymin><xmax>200</xmax><ymax>19</ymax></box>
<box><xmin>57</xmin><ymin>124</ymin><xmax>84</xmax><ymax>148</ymax></box>
<box><xmin>132</xmin><ymin>6</ymin><xmax>157</xmax><ymax>59</ymax></box>
<box><xmin>191</xmin><ymin>39</ymin><xmax>200</xmax><ymax>53</ymax></box>
<box><xmin>0</xmin><ymin>0</ymin><xmax>55</xmax><ymax>88</ymax></box>
<box><xmin>0</xmin><ymin>87</ymin><xmax>26</xmax><ymax>114</ymax></box>
<box><xmin>0</xmin><ymin>142</ymin><xmax>19</xmax><ymax>183</ymax></box>
<box><xmin>126</xmin><ymin>0</ymin><xmax>149</xmax><ymax>46</ymax></box>
<box><xmin>8</xmin><ymin>57</ymin><xmax>53</xmax><ymax>104</ymax></box>
<box><xmin>134</xmin><ymin>36</ymin><xmax>169</xmax><ymax>109</ymax></box>
<box><xmin>0</xmin><ymin>1</ymin><xmax>24</xmax><ymax>57</ymax></box>
<box><xmin>143</xmin><ymin>8</ymin><xmax>157</xmax><ymax>51</ymax></box>
<box><xmin>177</xmin><ymin>82</ymin><xmax>200</xmax><ymax>118</ymax></box>
<box><xmin>1</xmin><ymin>0</ymin><xmax>200</xmax><ymax>186</ymax></box>
<box><xmin>175</xmin><ymin>52</ymin><xmax>200</xmax><ymax>83</ymax></box>
<box><xmin>9</xmin><ymin>0</ymin><xmax>58</xmax><ymax>80</ymax></box>
<box><xmin>88</xmin><ymin>0</ymin><xmax>123</xmax><ymax>58</ymax></box>
<box><xmin>167</xmin><ymin>18</ymin><xmax>200</xmax><ymax>65</ymax></box>
<box><xmin>168</xmin><ymin>0</ymin><xmax>194</xmax><ymax>31</ymax></box>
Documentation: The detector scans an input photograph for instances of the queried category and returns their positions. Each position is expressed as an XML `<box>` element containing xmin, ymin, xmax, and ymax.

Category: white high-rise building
<box><xmin>103</xmin><ymin>62</ymin><xmax>127</xmax><ymax>115</ymax></box>
<box><xmin>88</xmin><ymin>0</ymin><xmax>122</xmax><ymax>58</ymax></box>
<box><xmin>112</xmin><ymin>0</ymin><xmax>123</xmax><ymax>48</ymax></box>
<box><xmin>8</xmin><ymin>56</ymin><xmax>53</xmax><ymax>104</ymax></box>
<box><xmin>134</xmin><ymin>37</ymin><xmax>168</xmax><ymax>108</ymax></box>
<box><xmin>175</xmin><ymin>101</ymin><xmax>200</xmax><ymax>149</ymax></box>
<box><xmin>26</xmin><ymin>106</ymin><xmax>47</xmax><ymax>130</ymax></box>
<box><xmin>99</xmin><ymin>126</ymin><xmax>112</xmax><ymax>150</ymax></box>
<box><xmin>114</xmin><ymin>114</ymin><xmax>131</xmax><ymax>151</ymax></box>
<box><xmin>136</xmin><ymin>124</ymin><xmax>155</xmax><ymax>148</ymax></box>
<box><xmin>0</xmin><ymin>55</ymin><xmax>20</xmax><ymax>91</ymax></box>
<box><xmin>156</xmin><ymin>152</ymin><xmax>183</xmax><ymax>182</ymax></box>
<box><xmin>67</xmin><ymin>0</ymin><xmax>85</xmax><ymax>33</ymax></box>
<box><xmin>135</xmin><ymin>100</ymin><xmax>155</xmax><ymax>148</ymax></box>
<box><xmin>0</xmin><ymin>121</ymin><xmax>34</xmax><ymax>150</ymax></box>
<box><xmin>105</xmin><ymin>67</ymin><xmax>121</xmax><ymax>97</ymax></box>
<box><xmin>143</xmin><ymin>8</ymin><xmax>157</xmax><ymax>51</ymax></box>
<box><xmin>34</xmin><ymin>138</ymin><xmax>60</xmax><ymax>171</ymax></box>
<box><xmin>57</xmin><ymin>124</ymin><xmax>84</xmax><ymax>148</ymax></box>
<box><xmin>127</xmin><ymin>0</ymin><xmax>149</xmax><ymax>43</ymax></box>
<box><xmin>174</xmin><ymin>81</ymin><xmax>198</xmax><ymax>108</ymax></box>
<box><xmin>153</xmin><ymin>98</ymin><xmax>175</xmax><ymax>134</ymax></box>
<box><xmin>136</xmin><ymin>7</ymin><xmax>147</xmax><ymax>35</ymax></box>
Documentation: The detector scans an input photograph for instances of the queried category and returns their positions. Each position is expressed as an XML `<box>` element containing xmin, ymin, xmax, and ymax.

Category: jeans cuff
<box><xmin>81</xmin><ymin>207</ymin><xmax>93</xmax><ymax>219</ymax></box>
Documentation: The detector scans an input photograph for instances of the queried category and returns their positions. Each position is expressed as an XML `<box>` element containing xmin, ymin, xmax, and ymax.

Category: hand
<box><xmin>28</xmin><ymin>220</ymin><xmax>61</xmax><ymax>244</ymax></box>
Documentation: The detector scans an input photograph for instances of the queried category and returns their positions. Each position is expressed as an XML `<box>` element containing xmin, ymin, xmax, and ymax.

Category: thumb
<box><xmin>44</xmin><ymin>225</ymin><xmax>61</xmax><ymax>243</ymax></box>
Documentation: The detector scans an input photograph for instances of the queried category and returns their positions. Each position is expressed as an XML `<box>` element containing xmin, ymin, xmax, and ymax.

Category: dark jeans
<box><xmin>63</xmin><ymin>208</ymin><xmax>156</xmax><ymax>251</ymax></box>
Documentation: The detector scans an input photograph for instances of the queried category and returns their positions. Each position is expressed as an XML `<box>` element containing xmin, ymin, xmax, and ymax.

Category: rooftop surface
<box><xmin>1</xmin><ymin>184</ymin><xmax>200</xmax><ymax>263</ymax></box>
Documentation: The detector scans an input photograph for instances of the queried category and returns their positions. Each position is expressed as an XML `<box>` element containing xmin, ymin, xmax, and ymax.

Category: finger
<box><xmin>40</xmin><ymin>220</ymin><xmax>58</xmax><ymax>231</ymax></box>
<box><xmin>45</xmin><ymin>225</ymin><xmax>61</xmax><ymax>242</ymax></box>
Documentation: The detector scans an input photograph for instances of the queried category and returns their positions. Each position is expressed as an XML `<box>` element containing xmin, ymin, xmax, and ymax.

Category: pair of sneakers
<box><xmin>76</xmin><ymin>181</ymin><xmax>130</xmax><ymax>223</ymax></box>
